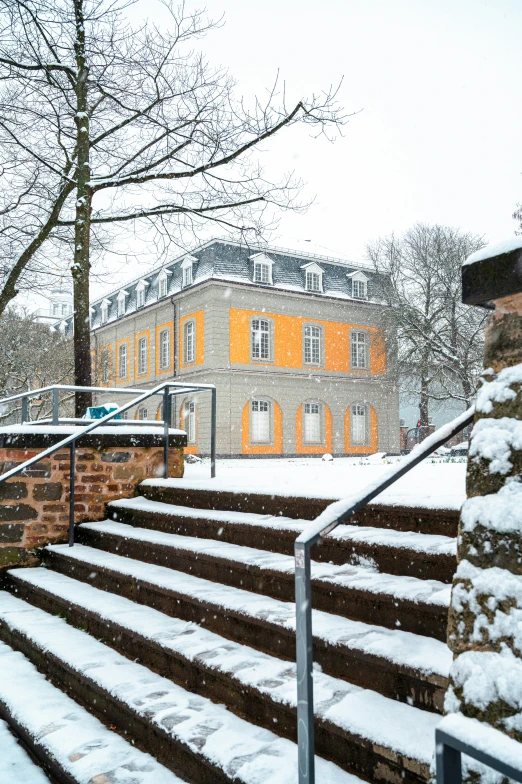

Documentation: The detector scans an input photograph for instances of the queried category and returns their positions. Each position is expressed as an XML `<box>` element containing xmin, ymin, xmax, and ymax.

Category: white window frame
<box><xmin>348</xmin><ymin>271</ymin><xmax>369</xmax><ymax>300</ymax></box>
<box><xmin>52</xmin><ymin>302</ymin><xmax>60</xmax><ymax>316</ymax></box>
<box><xmin>182</xmin><ymin>265</ymin><xmax>193</xmax><ymax>288</ymax></box>
<box><xmin>185</xmin><ymin>401</ymin><xmax>196</xmax><ymax>443</ymax></box>
<box><xmin>351</xmin><ymin>402</ymin><xmax>370</xmax><ymax>446</ymax></box>
<box><xmin>158</xmin><ymin>272</ymin><xmax>168</xmax><ymax>299</ymax></box>
<box><xmin>351</xmin><ymin>329</ymin><xmax>369</xmax><ymax>370</ymax></box>
<box><xmin>137</xmin><ymin>335</ymin><xmax>148</xmax><ymax>376</ymax></box>
<box><xmin>117</xmin><ymin>290</ymin><xmax>128</xmax><ymax>318</ymax></box>
<box><xmin>250</xmin><ymin>398</ymin><xmax>271</xmax><ymax>444</ymax></box>
<box><xmin>306</xmin><ymin>271</ymin><xmax>321</xmax><ymax>292</ymax></box>
<box><xmin>136</xmin><ymin>279</ymin><xmax>148</xmax><ymax>309</ymax></box>
<box><xmin>159</xmin><ymin>328</ymin><xmax>170</xmax><ymax>371</ymax></box>
<box><xmin>251</xmin><ymin>317</ymin><xmax>272</xmax><ymax>362</ymax></box>
<box><xmin>100</xmin><ymin>299</ymin><xmax>110</xmax><ymax>325</ymax></box>
<box><xmin>251</xmin><ymin>253</ymin><xmax>274</xmax><ymax>285</ymax></box>
<box><xmin>303</xmin><ymin>324</ymin><xmax>322</xmax><ymax>366</ymax></box>
<box><xmin>138</xmin><ymin>406</ymin><xmax>148</xmax><ymax>421</ymax></box>
<box><xmin>118</xmin><ymin>343</ymin><xmax>128</xmax><ymax>379</ymax></box>
<box><xmin>303</xmin><ymin>401</ymin><xmax>323</xmax><ymax>444</ymax></box>
<box><xmin>183</xmin><ymin>319</ymin><xmax>196</xmax><ymax>365</ymax></box>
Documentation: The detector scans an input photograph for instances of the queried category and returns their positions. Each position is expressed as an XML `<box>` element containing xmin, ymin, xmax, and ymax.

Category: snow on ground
<box><xmin>176</xmin><ymin>455</ymin><xmax>467</xmax><ymax>510</ymax></box>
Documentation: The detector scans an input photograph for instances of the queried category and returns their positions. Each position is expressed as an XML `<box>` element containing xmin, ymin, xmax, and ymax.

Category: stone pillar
<box><xmin>447</xmin><ymin>287</ymin><xmax>522</xmax><ymax>741</ymax></box>
<box><xmin>0</xmin><ymin>425</ymin><xmax>186</xmax><ymax>572</ymax></box>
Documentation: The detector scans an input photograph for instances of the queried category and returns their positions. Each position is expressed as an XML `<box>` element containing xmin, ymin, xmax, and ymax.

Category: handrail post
<box><xmin>163</xmin><ymin>386</ymin><xmax>171</xmax><ymax>480</ymax></box>
<box><xmin>295</xmin><ymin>541</ymin><xmax>315</xmax><ymax>784</ymax></box>
<box><xmin>210</xmin><ymin>386</ymin><xmax>217</xmax><ymax>478</ymax></box>
<box><xmin>21</xmin><ymin>397</ymin><xmax>28</xmax><ymax>424</ymax></box>
<box><xmin>52</xmin><ymin>388</ymin><xmax>59</xmax><ymax>425</ymax></box>
<box><xmin>436</xmin><ymin>732</ymin><xmax>462</xmax><ymax>784</ymax></box>
<box><xmin>68</xmin><ymin>443</ymin><xmax>75</xmax><ymax>546</ymax></box>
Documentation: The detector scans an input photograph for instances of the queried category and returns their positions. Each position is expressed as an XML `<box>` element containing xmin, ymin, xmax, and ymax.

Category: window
<box><xmin>61</xmin><ymin>303</ymin><xmax>68</xmax><ymax>316</ymax></box>
<box><xmin>136</xmin><ymin>287</ymin><xmax>145</xmax><ymax>308</ymax></box>
<box><xmin>101</xmin><ymin>348</ymin><xmax>110</xmax><ymax>385</ymax></box>
<box><xmin>183</xmin><ymin>320</ymin><xmax>195</xmax><ymax>364</ymax></box>
<box><xmin>353</xmin><ymin>279</ymin><xmax>367</xmax><ymax>299</ymax></box>
<box><xmin>100</xmin><ymin>302</ymin><xmax>108</xmax><ymax>324</ymax></box>
<box><xmin>182</xmin><ymin>264</ymin><xmax>193</xmax><ymax>288</ymax></box>
<box><xmin>254</xmin><ymin>262</ymin><xmax>270</xmax><ymax>284</ymax></box>
<box><xmin>158</xmin><ymin>274</ymin><xmax>167</xmax><ymax>298</ymax></box>
<box><xmin>138</xmin><ymin>407</ymin><xmax>148</xmax><ymax>420</ymax></box>
<box><xmin>118</xmin><ymin>343</ymin><xmax>128</xmax><ymax>379</ymax></box>
<box><xmin>117</xmin><ymin>292</ymin><xmax>127</xmax><ymax>317</ymax></box>
<box><xmin>251</xmin><ymin>318</ymin><xmax>271</xmax><ymax>361</ymax></box>
<box><xmin>304</xmin><ymin>325</ymin><xmax>321</xmax><ymax>365</ymax></box>
<box><xmin>351</xmin><ymin>403</ymin><xmax>369</xmax><ymax>445</ymax></box>
<box><xmin>251</xmin><ymin>399</ymin><xmax>270</xmax><ymax>443</ymax></box>
<box><xmin>306</xmin><ymin>271</ymin><xmax>321</xmax><ymax>292</ymax></box>
<box><xmin>351</xmin><ymin>330</ymin><xmax>369</xmax><ymax>369</ymax></box>
<box><xmin>159</xmin><ymin>328</ymin><xmax>170</xmax><ymax>370</ymax></box>
<box><xmin>185</xmin><ymin>401</ymin><xmax>196</xmax><ymax>443</ymax></box>
<box><xmin>52</xmin><ymin>303</ymin><xmax>60</xmax><ymax>316</ymax></box>
<box><xmin>304</xmin><ymin>402</ymin><xmax>321</xmax><ymax>443</ymax></box>
<box><xmin>137</xmin><ymin>335</ymin><xmax>148</xmax><ymax>376</ymax></box>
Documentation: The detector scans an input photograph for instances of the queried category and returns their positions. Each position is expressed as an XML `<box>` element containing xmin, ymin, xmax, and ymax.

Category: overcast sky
<box><xmin>168</xmin><ymin>0</ymin><xmax>522</xmax><ymax>263</ymax></box>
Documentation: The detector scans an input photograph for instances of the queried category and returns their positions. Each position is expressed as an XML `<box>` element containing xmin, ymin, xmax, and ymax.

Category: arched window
<box><xmin>351</xmin><ymin>403</ymin><xmax>369</xmax><ymax>445</ymax></box>
<box><xmin>159</xmin><ymin>328</ymin><xmax>170</xmax><ymax>370</ymax></box>
<box><xmin>185</xmin><ymin>401</ymin><xmax>196</xmax><ymax>443</ymax></box>
<box><xmin>137</xmin><ymin>406</ymin><xmax>148</xmax><ymax>420</ymax></box>
<box><xmin>137</xmin><ymin>335</ymin><xmax>148</xmax><ymax>376</ymax></box>
<box><xmin>251</xmin><ymin>318</ymin><xmax>271</xmax><ymax>361</ymax></box>
<box><xmin>303</xmin><ymin>402</ymin><xmax>322</xmax><ymax>443</ymax></box>
<box><xmin>251</xmin><ymin>399</ymin><xmax>271</xmax><ymax>443</ymax></box>
<box><xmin>118</xmin><ymin>343</ymin><xmax>127</xmax><ymax>379</ymax></box>
<box><xmin>183</xmin><ymin>320</ymin><xmax>195</xmax><ymax>364</ymax></box>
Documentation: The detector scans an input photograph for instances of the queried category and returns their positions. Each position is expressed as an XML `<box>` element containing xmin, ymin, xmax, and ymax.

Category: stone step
<box><xmin>77</xmin><ymin>520</ymin><xmax>451</xmax><ymax>640</ymax></box>
<box><xmin>0</xmin><ymin>638</ymin><xmax>184</xmax><ymax>784</ymax></box>
<box><xmin>41</xmin><ymin>543</ymin><xmax>451</xmax><ymax>713</ymax></box>
<box><xmin>0</xmin><ymin>591</ymin><xmax>371</xmax><ymax>784</ymax></box>
<box><xmin>0</xmin><ymin>718</ymin><xmax>51</xmax><ymax>784</ymax></box>
<box><xmin>139</xmin><ymin>481</ymin><xmax>460</xmax><ymax>537</ymax></box>
<box><xmin>108</xmin><ymin>496</ymin><xmax>457</xmax><ymax>582</ymax></box>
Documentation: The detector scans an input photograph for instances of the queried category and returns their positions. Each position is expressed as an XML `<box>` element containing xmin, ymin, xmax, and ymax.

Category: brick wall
<box><xmin>0</xmin><ymin>442</ymin><xmax>183</xmax><ymax>570</ymax></box>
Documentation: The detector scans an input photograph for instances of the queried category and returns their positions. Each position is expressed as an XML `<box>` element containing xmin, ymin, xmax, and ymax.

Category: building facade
<box><xmin>88</xmin><ymin>239</ymin><xmax>399</xmax><ymax>457</ymax></box>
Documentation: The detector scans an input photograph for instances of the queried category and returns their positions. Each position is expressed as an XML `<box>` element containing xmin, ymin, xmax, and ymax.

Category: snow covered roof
<box><xmin>87</xmin><ymin>239</ymin><xmax>383</xmax><ymax>330</ymax></box>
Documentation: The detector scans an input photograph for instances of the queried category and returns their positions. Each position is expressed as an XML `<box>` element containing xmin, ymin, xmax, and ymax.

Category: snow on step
<box><xmin>0</xmin><ymin>592</ymin><xmax>359</xmax><ymax>784</ymax></box>
<box><xmin>0</xmin><ymin>641</ymin><xmax>183</xmax><ymax>784</ymax></box>
<box><xmin>82</xmin><ymin>519</ymin><xmax>452</xmax><ymax>606</ymax></box>
<box><xmin>110</xmin><ymin>496</ymin><xmax>457</xmax><ymax>555</ymax></box>
<box><xmin>10</xmin><ymin>566</ymin><xmax>440</xmax><ymax>764</ymax></box>
<box><xmin>0</xmin><ymin>718</ymin><xmax>51</xmax><ymax>784</ymax></box>
<box><xmin>45</xmin><ymin>543</ymin><xmax>452</xmax><ymax>678</ymax></box>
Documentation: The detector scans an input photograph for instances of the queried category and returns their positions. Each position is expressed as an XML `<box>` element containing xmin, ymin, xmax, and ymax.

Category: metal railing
<box><xmin>436</xmin><ymin>721</ymin><xmax>522</xmax><ymax>784</ymax></box>
<box><xmin>294</xmin><ymin>406</ymin><xmax>475</xmax><ymax>784</ymax></box>
<box><xmin>0</xmin><ymin>382</ymin><xmax>216</xmax><ymax>547</ymax></box>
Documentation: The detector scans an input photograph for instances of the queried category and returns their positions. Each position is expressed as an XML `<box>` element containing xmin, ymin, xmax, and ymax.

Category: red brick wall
<box><xmin>0</xmin><ymin>444</ymin><xmax>183</xmax><ymax>570</ymax></box>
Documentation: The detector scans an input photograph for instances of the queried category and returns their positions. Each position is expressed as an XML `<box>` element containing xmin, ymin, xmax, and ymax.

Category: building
<box><xmin>34</xmin><ymin>287</ymin><xmax>74</xmax><ymax>331</ymax></box>
<box><xmin>88</xmin><ymin>239</ymin><xmax>399</xmax><ymax>457</ymax></box>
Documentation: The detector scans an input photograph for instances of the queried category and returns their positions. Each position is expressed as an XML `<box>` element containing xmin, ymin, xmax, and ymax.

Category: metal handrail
<box><xmin>295</xmin><ymin>406</ymin><xmax>475</xmax><ymax>784</ymax></box>
<box><xmin>0</xmin><ymin>381</ymin><xmax>216</xmax><ymax>548</ymax></box>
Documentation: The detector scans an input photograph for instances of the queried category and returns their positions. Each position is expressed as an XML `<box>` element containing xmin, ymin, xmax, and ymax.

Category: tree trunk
<box><xmin>419</xmin><ymin>376</ymin><xmax>429</xmax><ymax>427</ymax></box>
<box><xmin>72</xmin><ymin>0</ymin><xmax>92</xmax><ymax>417</ymax></box>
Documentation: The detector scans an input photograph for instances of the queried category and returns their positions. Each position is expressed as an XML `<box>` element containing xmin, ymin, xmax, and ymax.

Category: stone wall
<box><xmin>0</xmin><ymin>428</ymin><xmax>185</xmax><ymax>571</ymax></box>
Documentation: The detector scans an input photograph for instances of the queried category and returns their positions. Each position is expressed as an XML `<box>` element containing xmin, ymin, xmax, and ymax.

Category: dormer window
<box><xmin>117</xmin><ymin>290</ymin><xmax>128</xmax><ymax>317</ymax></box>
<box><xmin>348</xmin><ymin>271</ymin><xmax>369</xmax><ymax>300</ymax></box>
<box><xmin>100</xmin><ymin>299</ymin><xmax>111</xmax><ymax>325</ymax></box>
<box><xmin>301</xmin><ymin>262</ymin><xmax>324</xmax><ymax>293</ymax></box>
<box><xmin>136</xmin><ymin>279</ymin><xmax>149</xmax><ymax>309</ymax></box>
<box><xmin>251</xmin><ymin>253</ymin><xmax>274</xmax><ymax>285</ymax></box>
<box><xmin>181</xmin><ymin>256</ymin><xmax>196</xmax><ymax>288</ymax></box>
<box><xmin>158</xmin><ymin>272</ymin><xmax>168</xmax><ymax>298</ymax></box>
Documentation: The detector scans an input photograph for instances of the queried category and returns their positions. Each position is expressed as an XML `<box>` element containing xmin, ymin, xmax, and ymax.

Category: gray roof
<box><xmin>87</xmin><ymin>239</ymin><xmax>383</xmax><ymax>330</ymax></box>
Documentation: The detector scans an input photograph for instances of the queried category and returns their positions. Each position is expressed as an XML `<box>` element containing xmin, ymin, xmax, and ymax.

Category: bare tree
<box><xmin>367</xmin><ymin>223</ymin><xmax>486</xmax><ymax>425</ymax></box>
<box><xmin>0</xmin><ymin>0</ymin><xmax>346</xmax><ymax>413</ymax></box>
<box><xmin>0</xmin><ymin>309</ymin><xmax>74</xmax><ymax>422</ymax></box>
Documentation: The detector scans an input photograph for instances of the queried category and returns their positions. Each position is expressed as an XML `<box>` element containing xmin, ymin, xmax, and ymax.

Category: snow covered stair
<box><xmin>0</xmin><ymin>479</ymin><xmax>459</xmax><ymax>783</ymax></box>
<box><xmin>0</xmin><ymin>718</ymin><xmax>51</xmax><ymax>784</ymax></box>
